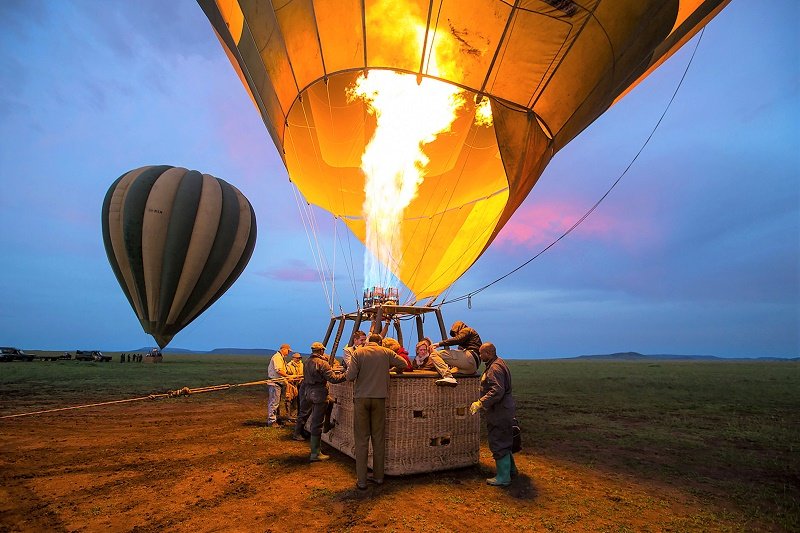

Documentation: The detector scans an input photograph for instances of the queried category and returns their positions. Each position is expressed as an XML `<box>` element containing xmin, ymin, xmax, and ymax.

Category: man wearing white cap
<box><xmin>266</xmin><ymin>343</ymin><xmax>291</xmax><ymax>427</ymax></box>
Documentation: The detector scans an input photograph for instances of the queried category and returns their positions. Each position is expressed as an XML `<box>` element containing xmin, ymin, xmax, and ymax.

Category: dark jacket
<box><xmin>439</xmin><ymin>321</ymin><xmax>482</xmax><ymax>354</ymax></box>
<box><xmin>346</xmin><ymin>342</ymin><xmax>407</xmax><ymax>398</ymax></box>
<box><xmin>479</xmin><ymin>355</ymin><xmax>516</xmax><ymax>458</ymax></box>
<box><xmin>304</xmin><ymin>352</ymin><xmax>345</xmax><ymax>388</ymax></box>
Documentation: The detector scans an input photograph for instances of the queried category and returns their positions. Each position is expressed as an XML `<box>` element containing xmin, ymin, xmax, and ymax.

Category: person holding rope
<box><xmin>303</xmin><ymin>342</ymin><xmax>346</xmax><ymax>461</ymax></box>
<box><xmin>266</xmin><ymin>343</ymin><xmax>291</xmax><ymax>427</ymax></box>
<box><xmin>470</xmin><ymin>342</ymin><xmax>518</xmax><ymax>487</ymax></box>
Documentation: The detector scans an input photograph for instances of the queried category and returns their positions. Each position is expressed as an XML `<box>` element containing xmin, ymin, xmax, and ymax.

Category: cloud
<box><xmin>258</xmin><ymin>260</ymin><xmax>325</xmax><ymax>283</ymax></box>
<box><xmin>493</xmin><ymin>197</ymin><xmax>658</xmax><ymax>254</ymax></box>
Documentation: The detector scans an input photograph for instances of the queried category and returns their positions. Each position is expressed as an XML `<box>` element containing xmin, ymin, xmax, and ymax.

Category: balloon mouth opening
<box><xmin>284</xmin><ymin>70</ymin><xmax>510</xmax><ymax>300</ymax></box>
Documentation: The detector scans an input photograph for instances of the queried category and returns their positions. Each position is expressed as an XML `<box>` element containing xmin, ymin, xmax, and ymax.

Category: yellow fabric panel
<box><xmin>142</xmin><ymin>167</ymin><xmax>186</xmax><ymax>322</ymax></box>
<box><xmin>343</xmin><ymin>190</ymin><xmax>507</xmax><ymax>299</ymax></box>
<box><xmin>240</xmin><ymin>0</ymin><xmax>296</xmax><ymax>114</ymax></box>
<box><xmin>306</xmin><ymin>73</ymin><xmax>369</xmax><ymax>169</ymax></box>
<box><xmin>313</xmin><ymin>0</ymin><xmax>364</xmax><ymax>73</ymax></box>
<box><xmin>167</xmin><ymin>175</ymin><xmax>222</xmax><ymax>325</ymax></box>
<box><xmin>485</xmin><ymin>6</ymin><xmax>576</xmax><ymax>108</ymax></box>
<box><xmin>274</xmin><ymin>0</ymin><xmax>324</xmax><ymax>92</ymax></box>
<box><xmin>429</xmin><ymin>0</ymin><xmax>511</xmax><ymax>90</ymax></box>
<box><xmin>365</xmin><ymin>0</ymin><xmax>429</xmax><ymax>73</ymax></box>
<box><xmin>213</xmin><ymin>0</ymin><xmax>244</xmax><ymax>43</ymax></box>
<box><xmin>675</xmin><ymin>0</ymin><xmax>706</xmax><ymax>32</ymax></box>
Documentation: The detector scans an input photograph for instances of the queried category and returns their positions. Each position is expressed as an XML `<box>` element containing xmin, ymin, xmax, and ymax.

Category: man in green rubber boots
<box><xmin>470</xmin><ymin>342</ymin><xmax>518</xmax><ymax>486</ymax></box>
<box><xmin>304</xmin><ymin>342</ymin><xmax>346</xmax><ymax>461</ymax></box>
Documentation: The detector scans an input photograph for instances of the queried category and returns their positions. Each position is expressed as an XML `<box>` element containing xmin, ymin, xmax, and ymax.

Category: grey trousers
<box><xmin>353</xmin><ymin>397</ymin><xmax>386</xmax><ymax>484</ymax></box>
<box><xmin>438</xmin><ymin>349</ymin><xmax>478</xmax><ymax>375</ymax></box>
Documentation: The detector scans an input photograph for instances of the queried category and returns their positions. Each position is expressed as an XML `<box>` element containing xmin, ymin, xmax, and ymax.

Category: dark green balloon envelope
<box><xmin>102</xmin><ymin>165</ymin><xmax>257</xmax><ymax>348</ymax></box>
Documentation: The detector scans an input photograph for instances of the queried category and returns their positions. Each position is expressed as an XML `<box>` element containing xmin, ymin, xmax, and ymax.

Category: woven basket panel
<box><xmin>322</xmin><ymin>374</ymin><xmax>480</xmax><ymax>475</ymax></box>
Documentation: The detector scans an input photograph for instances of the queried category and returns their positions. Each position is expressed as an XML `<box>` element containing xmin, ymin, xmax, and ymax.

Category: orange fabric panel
<box><xmin>213</xmin><ymin>0</ymin><xmax>244</xmax><ymax>43</ymax></box>
<box><xmin>314</xmin><ymin>0</ymin><xmax>364</xmax><ymax>73</ymax></box>
<box><xmin>275</xmin><ymin>0</ymin><xmax>325</xmax><ymax>92</ymax></box>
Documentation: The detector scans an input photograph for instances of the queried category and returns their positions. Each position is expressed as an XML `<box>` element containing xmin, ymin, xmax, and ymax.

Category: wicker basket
<box><xmin>321</xmin><ymin>371</ymin><xmax>480</xmax><ymax>475</ymax></box>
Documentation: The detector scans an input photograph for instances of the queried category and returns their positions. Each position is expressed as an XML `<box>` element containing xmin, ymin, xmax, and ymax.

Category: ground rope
<box><xmin>0</xmin><ymin>376</ymin><xmax>302</xmax><ymax>420</ymax></box>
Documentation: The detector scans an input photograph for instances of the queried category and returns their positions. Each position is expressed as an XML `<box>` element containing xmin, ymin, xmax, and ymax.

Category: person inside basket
<box><xmin>469</xmin><ymin>342</ymin><xmax>518</xmax><ymax>486</ymax></box>
<box><xmin>431</xmin><ymin>321</ymin><xmax>483</xmax><ymax>375</ymax></box>
<box><xmin>382</xmin><ymin>337</ymin><xmax>412</xmax><ymax>371</ymax></box>
<box><xmin>341</xmin><ymin>330</ymin><xmax>367</xmax><ymax>370</ymax></box>
<box><xmin>411</xmin><ymin>340</ymin><xmax>458</xmax><ymax>387</ymax></box>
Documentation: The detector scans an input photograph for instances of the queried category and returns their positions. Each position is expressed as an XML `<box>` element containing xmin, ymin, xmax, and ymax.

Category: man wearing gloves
<box><xmin>303</xmin><ymin>342</ymin><xmax>346</xmax><ymax>461</ymax></box>
<box><xmin>470</xmin><ymin>342</ymin><xmax>517</xmax><ymax>486</ymax></box>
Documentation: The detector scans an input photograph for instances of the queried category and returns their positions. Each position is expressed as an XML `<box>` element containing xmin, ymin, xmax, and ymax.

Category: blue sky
<box><xmin>0</xmin><ymin>1</ymin><xmax>797</xmax><ymax>358</ymax></box>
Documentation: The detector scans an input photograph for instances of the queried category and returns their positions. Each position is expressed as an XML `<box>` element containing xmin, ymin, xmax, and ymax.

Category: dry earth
<box><xmin>0</xmin><ymin>391</ymin><xmax>765</xmax><ymax>532</ymax></box>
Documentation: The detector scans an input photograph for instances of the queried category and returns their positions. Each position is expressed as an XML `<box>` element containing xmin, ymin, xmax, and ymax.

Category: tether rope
<box><xmin>441</xmin><ymin>28</ymin><xmax>706</xmax><ymax>306</ymax></box>
<box><xmin>0</xmin><ymin>376</ymin><xmax>302</xmax><ymax>420</ymax></box>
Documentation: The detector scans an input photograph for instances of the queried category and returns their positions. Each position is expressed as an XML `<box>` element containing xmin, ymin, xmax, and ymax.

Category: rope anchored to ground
<box><xmin>0</xmin><ymin>376</ymin><xmax>302</xmax><ymax>420</ymax></box>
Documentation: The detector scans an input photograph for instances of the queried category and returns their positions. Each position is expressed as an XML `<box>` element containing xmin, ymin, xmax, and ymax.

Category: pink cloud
<box><xmin>258</xmin><ymin>259</ymin><xmax>322</xmax><ymax>282</ymax></box>
<box><xmin>494</xmin><ymin>198</ymin><xmax>660</xmax><ymax>253</ymax></box>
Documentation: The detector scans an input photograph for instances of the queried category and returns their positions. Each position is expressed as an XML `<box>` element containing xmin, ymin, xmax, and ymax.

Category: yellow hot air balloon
<box><xmin>197</xmin><ymin>0</ymin><xmax>729</xmax><ymax>301</ymax></box>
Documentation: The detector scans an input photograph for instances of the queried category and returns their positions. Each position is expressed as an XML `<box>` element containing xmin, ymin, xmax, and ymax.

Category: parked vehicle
<box><xmin>0</xmin><ymin>347</ymin><xmax>35</xmax><ymax>362</ymax></box>
<box><xmin>74</xmin><ymin>350</ymin><xmax>112</xmax><ymax>362</ymax></box>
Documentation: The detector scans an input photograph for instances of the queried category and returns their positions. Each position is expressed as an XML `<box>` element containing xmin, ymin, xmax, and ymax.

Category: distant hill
<box><xmin>570</xmin><ymin>352</ymin><xmax>796</xmax><ymax>361</ymax></box>
<box><xmin>207</xmin><ymin>348</ymin><xmax>278</xmax><ymax>356</ymax></box>
<box><xmin>132</xmin><ymin>347</ymin><xmax>279</xmax><ymax>356</ymax></box>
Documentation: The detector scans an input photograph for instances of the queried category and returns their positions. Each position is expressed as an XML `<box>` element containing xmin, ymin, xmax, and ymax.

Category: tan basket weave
<box><xmin>321</xmin><ymin>371</ymin><xmax>480</xmax><ymax>475</ymax></box>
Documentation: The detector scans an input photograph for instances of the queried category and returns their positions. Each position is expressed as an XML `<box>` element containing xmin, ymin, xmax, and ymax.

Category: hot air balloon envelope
<box><xmin>102</xmin><ymin>165</ymin><xmax>257</xmax><ymax>347</ymax></box>
<box><xmin>198</xmin><ymin>0</ymin><xmax>729</xmax><ymax>299</ymax></box>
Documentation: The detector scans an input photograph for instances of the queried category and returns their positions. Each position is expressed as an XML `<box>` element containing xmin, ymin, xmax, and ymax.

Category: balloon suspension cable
<box><xmin>442</xmin><ymin>28</ymin><xmax>706</xmax><ymax>307</ymax></box>
<box><xmin>0</xmin><ymin>376</ymin><xmax>303</xmax><ymax>420</ymax></box>
<box><xmin>290</xmin><ymin>182</ymin><xmax>334</xmax><ymax>314</ymax></box>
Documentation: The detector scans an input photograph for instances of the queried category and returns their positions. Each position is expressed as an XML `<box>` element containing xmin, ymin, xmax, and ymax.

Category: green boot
<box><xmin>486</xmin><ymin>454</ymin><xmax>512</xmax><ymax>486</ymax></box>
<box><xmin>510</xmin><ymin>454</ymin><xmax>518</xmax><ymax>478</ymax></box>
<box><xmin>309</xmin><ymin>436</ymin><xmax>329</xmax><ymax>462</ymax></box>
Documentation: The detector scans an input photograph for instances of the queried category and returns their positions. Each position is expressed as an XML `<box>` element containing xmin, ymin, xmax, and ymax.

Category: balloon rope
<box><xmin>442</xmin><ymin>28</ymin><xmax>706</xmax><ymax>306</ymax></box>
<box><xmin>0</xmin><ymin>377</ymin><xmax>302</xmax><ymax>420</ymax></box>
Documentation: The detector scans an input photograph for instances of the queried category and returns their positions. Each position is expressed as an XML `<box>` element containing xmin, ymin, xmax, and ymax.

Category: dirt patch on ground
<box><xmin>0</xmin><ymin>391</ymin><xmax>771</xmax><ymax>532</ymax></box>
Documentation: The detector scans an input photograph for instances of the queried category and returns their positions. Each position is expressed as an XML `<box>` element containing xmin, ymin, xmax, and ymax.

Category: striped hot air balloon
<box><xmin>102</xmin><ymin>165</ymin><xmax>257</xmax><ymax>348</ymax></box>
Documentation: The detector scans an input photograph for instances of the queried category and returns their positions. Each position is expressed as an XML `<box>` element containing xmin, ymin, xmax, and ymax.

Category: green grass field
<box><xmin>2</xmin><ymin>356</ymin><xmax>798</xmax><ymax>530</ymax></box>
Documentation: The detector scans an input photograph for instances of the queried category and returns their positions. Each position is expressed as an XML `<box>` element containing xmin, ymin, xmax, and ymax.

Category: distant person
<box><xmin>127</xmin><ymin>353</ymin><xmax>131</xmax><ymax>363</ymax></box>
<box><xmin>382</xmin><ymin>337</ymin><xmax>412</xmax><ymax>371</ymax></box>
<box><xmin>120</xmin><ymin>353</ymin><xmax>125</xmax><ymax>363</ymax></box>
<box><xmin>285</xmin><ymin>352</ymin><xmax>304</xmax><ymax>421</ymax></box>
<box><xmin>267</xmin><ymin>343</ymin><xmax>291</xmax><ymax>427</ymax></box>
<box><xmin>432</xmin><ymin>320</ymin><xmax>482</xmax><ymax>375</ymax></box>
<box><xmin>411</xmin><ymin>341</ymin><xmax>457</xmax><ymax>386</ymax></box>
<box><xmin>470</xmin><ymin>342</ymin><xmax>517</xmax><ymax>486</ymax></box>
<box><xmin>346</xmin><ymin>333</ymin><xmax>408</xmax><ymax>489</ymax></box>
<box><xmin>342</xmin><ymin>330</ymin><xmax>367</xmax><ymax>369</ymax></box>
<box><xmin>302</xmin><ymin>342</ymin><xmax>346</xmax><ymax>461</ymax></box>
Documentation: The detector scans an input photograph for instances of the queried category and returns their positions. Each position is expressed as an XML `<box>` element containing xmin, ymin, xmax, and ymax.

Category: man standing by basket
<box><xmin>346</xmin><ymin>333</ymin><xmax>408</xmax><ymax>489</ymax></box>
<box><xmin>266</xmin><ymin>343</ymin><xmax>291</xmax><ymax>427</ymax></box>
<box><xmin>303</xmin><ymin>342</ymin><xmax>346</xmax><ymax>461</ymax></box>
<box><xmin>470</xmin><ymin>342</ymin><xmax>518</xmax><ymax>487</ymax></box>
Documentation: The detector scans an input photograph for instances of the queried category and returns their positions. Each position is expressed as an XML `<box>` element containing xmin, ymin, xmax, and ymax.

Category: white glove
<box><xmin>469</xmin><ymin>400</ymin><xmax>482</xmax><ymax>415</ymax></box>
